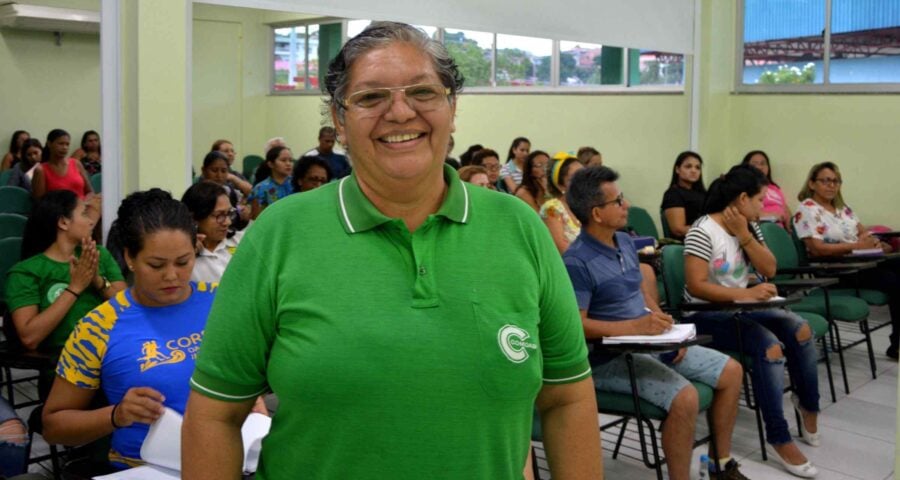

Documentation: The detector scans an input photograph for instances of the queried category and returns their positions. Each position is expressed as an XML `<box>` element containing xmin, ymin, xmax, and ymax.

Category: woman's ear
<box><xmin>57</xmin><ymin>215</ymin><xmax>71</xmax><ymax>232</ymax></box>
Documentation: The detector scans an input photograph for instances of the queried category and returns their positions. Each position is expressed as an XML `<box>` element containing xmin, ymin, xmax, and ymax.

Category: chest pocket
<box><xmin>473</xmin><ymin>303</ymin><xmax>543</xmax><ymax>400</ymax></box>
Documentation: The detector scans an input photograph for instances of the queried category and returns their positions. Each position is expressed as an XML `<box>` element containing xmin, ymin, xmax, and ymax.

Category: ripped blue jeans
<box><xmin>690</xmin><ymin>308</ymin><xmax>820</xmax><ymax>445</ymax></box>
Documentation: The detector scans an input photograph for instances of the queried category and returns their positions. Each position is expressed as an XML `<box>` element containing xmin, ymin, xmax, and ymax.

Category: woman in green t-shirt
<box><xmin>5</xmin><ymin>190</ymin><xmax>126</xmax><ymax>353</ymax></box>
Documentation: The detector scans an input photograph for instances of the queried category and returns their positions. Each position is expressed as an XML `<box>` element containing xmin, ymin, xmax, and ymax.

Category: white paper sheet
<box><xmin>603</xmin><ymin>323</ymin><xmax>697</xmax><ymax>344</ymax></box>
<box><xmin>93</xmin><ymin>464</ymin><xmax>180</xmax><ymax>480</ymax></box>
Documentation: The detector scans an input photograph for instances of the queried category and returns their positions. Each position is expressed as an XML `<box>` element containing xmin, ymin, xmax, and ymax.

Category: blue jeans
<box><xmin>690</xmin><ymin>308</ymin><xmax>820</xmax><ymax>446</ymax></box>
<box><xmin>0</xmin><ymin>397</ymin><xmax>28</xmax><ymax>477</ymax></box>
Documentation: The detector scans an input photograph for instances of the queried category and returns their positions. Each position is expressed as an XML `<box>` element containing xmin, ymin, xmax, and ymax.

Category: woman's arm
<box><xmin>227</xmin><ymin>174</ymin><xmax>252</xmax><ymax>196</ymax></box>
<box><xmin>250</xmin><ymin>199</ymin><xmax>263</xmax><ymax>220</ymax></box>
<box><xmin>76</xmin><ymin>160</ymin><xmax>93</xmax><ymax>195</ymax></box>
<box><xmin>663</xmin><ymin>207</ymin><xmax>689</xmax><ymax>238</ymax></box>
<box><xmin>802</xmin><ymin>237</ymin><xmax>874</xmax><ymax>257</ymax></box>
<box><xmin>685</xmin><ymin>255</ymin><xmax>775</xmax><ymax>303</ymax></box>
<box><xmin>31</xmin><ymin>166</ymin><xmax>46</xmax><ymax>199</ymax></box>
<box><xmin>503</xmin><ymin>175</ymin><xmax>517</xmax><ymax>193</ymax></box>
<box><xmin>516</xmin><ymin>189</ymin><xmax>540</xmax><ymax>213</ymax></box>
<box><xmin>542</xmin><ymin>213</ymin><xmax>570</xmax><ymax>255</ymax></box>
<box><xmin>0</xmin><ymin>153</ymin><xmax>12</xmax><ymax>171</ymax></box>
<box><xmin>535</xmin><ymin>378</ymin><xmax>603</xmax><ymax>479</ymax></box>
<box><xmin>182</xmin><ymin>391</ymin><xmax>256</xmax><ymax>480</ymax></box>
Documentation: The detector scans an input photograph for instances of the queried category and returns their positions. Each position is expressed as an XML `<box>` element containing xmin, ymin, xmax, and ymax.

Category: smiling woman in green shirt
<box><xmin>183</xmin><ymin>22</ymin><xmax>602</xmax><ymax>480</ymax></box>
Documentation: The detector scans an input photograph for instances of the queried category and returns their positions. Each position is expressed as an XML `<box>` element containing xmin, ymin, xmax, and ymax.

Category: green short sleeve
<box><xmin>97</xmin><ymin>246</ymin><xmax>124</xmax><ymax>283</ymax></box>
<box><xmin>5</xmin><ymin>263</ymin><xmax>40</xmax><ymax>313</ymax></box>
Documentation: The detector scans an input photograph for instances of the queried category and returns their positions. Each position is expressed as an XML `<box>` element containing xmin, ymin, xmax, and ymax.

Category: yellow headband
<box><xmin>552</xmin><ymin>159</ymin><xmax>566</xmax><ymax>189</ymax></box>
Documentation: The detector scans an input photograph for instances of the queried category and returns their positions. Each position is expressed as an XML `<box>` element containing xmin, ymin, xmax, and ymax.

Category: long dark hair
<box><xmin>7</xmin><ymin>130</ymin><xmax>29</xmax><ymax>156</ymax></box>
<box><xmin>42</xmin><ymin>129</ymin><xmax>70</xmax><ymax>163</ymax></box>
<box><xmin>116</xmin><ymin>189</ymin><xmax>195</xmax><ymax>257</ymax></box>
<box><xmin>181</xmin><ymin>181</ymin><xmax>228</xmax><ymax>222</ymax></box>
<box><xmin>254</xmin><ymin>146</ymin><xmax>291</xmax><ymax>184</ymax></box>
<box><xmin>80</xmin><ymin>130</ymin><xmax>101</xmax><ymax>156</ymax></box>
<box><xmin>668</xmin><ymin>150</ymin><xmax>706</xmax><ymax>192</ymax></box>
<box><xmin>740</xmin><ymin>150</ymin><xmax>776</xmax><ymax>187</ymax></box>
<box><xmin>459</xmin><ymin>144</ymin><xmax>483</xmax><ymax>166</ymax></box>
<box><xmin>291</xmin><ymin>155</ymin><xmax>333</xmax><ymax>193</ymax></box>
<box><xmin>17</xmin><ymin>139</ymin><xmax>42</xmax><ymax>168</ymax></box>
<box><xmin>703</xmin><ymin>165</ymin><xmax>768</xmax><ymax>214</ymax></box>
<box><xmin>515</xmin><ymin>150</ymin><xmax>549</xmax><ymax>199</ymax></box>
<box><xmin>21</xmin><ymin>190</ymin><xmax>79</xmax><ymax>259</ymax></box>
<box><xmin>506</xmin><ymin>137</ymin><xmax>530</xmax><ymax>162</ymax></box>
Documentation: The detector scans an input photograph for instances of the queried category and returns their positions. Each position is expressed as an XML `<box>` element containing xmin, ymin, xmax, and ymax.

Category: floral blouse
<box><xmin>793</xmin><ymin>198</ymin><xmax>860</xmax><ymax>244</ymax></box>
<box><xmin>540</xmin><ymin>198</ymin><xmax>580</xmax><ymax>243</ymax></box>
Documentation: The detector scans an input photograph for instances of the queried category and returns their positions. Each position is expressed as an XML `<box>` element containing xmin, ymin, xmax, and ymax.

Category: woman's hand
<box><xmin>722</xmin><ymin>206</ymin><xmax>750</xmax><ymax>238</ymax></box>
<box><xmin>113</xmin><ymin>387</ymin><xmax>166</xmax><ymax>428</ymax></box>
<box><xmin>194</xmin><ymin>233</ymin><xmax>207</xmax><ymax>255</ymax></box>
<box><xmin>251</xmin><ymin>396</ymin><xmax>269</xmax><ymax>416</ymax></box>
<box><xmin>69</xmin><ymin>238</ymin><xmax>99</xmax><ymax>293</ymax></box>
<box><xmin>740</xmin><ymin>283</ymin><xmax>777</xmax><ymax>302</ymax></box>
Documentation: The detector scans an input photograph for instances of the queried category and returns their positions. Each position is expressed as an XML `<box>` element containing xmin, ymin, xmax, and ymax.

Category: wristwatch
<box><xmin>100</xmin><ymin>276</ymin><xmax>111</xmax><ymax>291</ymax></box>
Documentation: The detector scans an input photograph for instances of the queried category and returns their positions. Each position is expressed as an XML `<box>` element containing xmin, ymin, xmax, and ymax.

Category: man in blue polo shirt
<box><xmin>563</xmin><ymin>166</ymin><xmax>748</xmax><ymax>480</ymax></box>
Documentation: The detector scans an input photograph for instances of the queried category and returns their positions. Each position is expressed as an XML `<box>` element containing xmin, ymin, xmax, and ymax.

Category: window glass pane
<box><xmin>631</xmin><ymin>50</ymin><xmax>685</xmax><ymax>86</ymax></box>
<box><xmin>274</xmin><ymin>26</ymin><xmax>308</xmax><ymax>91</ymax></box>
<box><xmin>306</xmin><ymin>24</ymin><xmax>319</xmax><ymax>90</ymax></box>
<box><xmin>742</xmin><ymin>0</ymin><xmax>825</xmax><ymax>84</ymax></box>
<box><xmin>444</xmin><ymin>29</ymin><xmax>493</xmax><ymax>87</ymax></box>
<box><xmin>495</xmin><ymin>34</ymin><xmax>551</xmax><ymax>86</ymax></box>
<box><xmin>829</xmin><ymin>0</ymin><xmax>900</xmax><ymax>83</ymax></box>
<box><xmin>559</xmin><ymin>41</ymin><xmax>603</xmax><ymax>86</ymax></box>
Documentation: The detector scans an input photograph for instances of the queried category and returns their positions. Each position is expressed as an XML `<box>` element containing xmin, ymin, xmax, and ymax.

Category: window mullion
<box><xmin>823</xmin><ymin>0</ymin><xmax>832</xmax><ymax>85</ymax></box>
<box><xmin>491</xmin><ymin>33</ymin><xmax>497</xmax><ymax>87</ymax></box>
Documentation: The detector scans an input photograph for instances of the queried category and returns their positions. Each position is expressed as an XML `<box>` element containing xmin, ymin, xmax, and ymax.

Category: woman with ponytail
<box><xmin>683</xmin><ymin>165</ymin><xmax>821</xmax><ymax>478</ymax></box>
<box><xmin>43</xmin><ymin>189</ymin><xmax>268</xmax><ymax>470</ymax></box>
<box><xmin>540</xmin><ymin>154</ymin><xmax>584</xmax><ymax>254</ymax></box>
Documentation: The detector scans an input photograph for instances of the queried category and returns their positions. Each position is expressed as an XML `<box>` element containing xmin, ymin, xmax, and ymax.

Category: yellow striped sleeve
<box><xmin>56</xmin><ymin>299</ymin><xmax>120</xmax><ymax>389</ymax></box>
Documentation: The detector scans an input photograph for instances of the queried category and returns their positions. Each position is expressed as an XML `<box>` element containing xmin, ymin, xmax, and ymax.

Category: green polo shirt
<box><xmin>190</xmin><ymin>165</ymin><xmax>590</xmax><ymax>479</ymax></box>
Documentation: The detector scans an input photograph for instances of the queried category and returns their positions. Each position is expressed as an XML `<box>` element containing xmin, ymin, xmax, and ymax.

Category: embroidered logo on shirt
<box><xmin>47</xmin><ymin>283</ymin><xmax>68</xmax><ymax>303</ymax></box>
<box><xmin>497</xmin><ymin>324</ymin><xmax>537</xmax><ymax>364</ymax></box>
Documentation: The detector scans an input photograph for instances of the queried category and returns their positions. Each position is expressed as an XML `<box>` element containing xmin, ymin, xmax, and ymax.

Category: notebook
<box><xmin>603</xmin><ymin>323</ymin><xmax>696</xmax><ymax>344</ymax></box>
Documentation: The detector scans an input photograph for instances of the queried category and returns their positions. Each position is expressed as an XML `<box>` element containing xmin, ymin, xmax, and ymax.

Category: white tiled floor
<box><xmin>534</xmin><ymin>306</ymin><xmax>897</xmax><ymax>480</ymax></box>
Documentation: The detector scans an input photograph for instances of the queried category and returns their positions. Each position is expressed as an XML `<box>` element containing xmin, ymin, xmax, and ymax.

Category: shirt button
<box><xmin>418</xmin><ymin>266</ymin><xmax>427</xmax><ymax>276</ymax></box>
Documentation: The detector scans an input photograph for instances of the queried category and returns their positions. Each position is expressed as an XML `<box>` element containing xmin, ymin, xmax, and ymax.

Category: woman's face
<box><xmin>197</xmin><ymin>194</ymin><xmax>232</xmax><ymax>245</ymax></box>
<box><xmin>514</xmin><ymin>142</ymin><xmax>531</xmax><ymax>162</ymax></box>
<box><xmin>737</xmin><ymin>189</ymin><xmax>765</xmax><ymax>221</ymax></box>
<box><xmin>675</xmin><ymin>156</ymin><xmax>702</xmax><ymax>185</ymax></box>
<box><xmin>482</xmin><ymin>156</ymin><xmax>501</xmax><ymax>183</ymax></box>
<box><xmin>271</xmin><ymin>149</ymin><xmax>294</xmax><ymax>178</ymax></box>
<box><xmin>748</xmin><ymin>153</ymin><xmax>769</xmax><ymax>178</ymax></box>
<box><xmin>59</xmin><ymin>200</ymin><xmax>95</xmax><ymax>241</ymax></box>
<box><xmin>202</xmin><ymin>159</ymin><xmax>229</xmax><ymax>185</ymax></box>
<box><xmin>14</xmin><ymin>132</ymin><xmax>29</xmax><ymax>150</ymax></box>
<box><xmin>332</xmin><ymin>42</ymin><xmax>456</xmax><ymax>186</ymax></box>
<box><xmin>531</xmin><ymin>154</ymin><xmax>549</xmax><ymax>179</ymax></box>
<box><xmin>217</xmin><ymin>142</ymin><xmax>236</xmax><ymax>165</ymax></box>
<box><xmin>127</xmin><ymin>229</ymin><xmax>195</xmax><ymax>307</ymax></box>
<box><xmin>562</xmin><ymin>162</ymin><xmax>584</xmax><ymax>192</ymax></box>
<box><xmin>809</xmin><ymin>167</ymin><xmax>841</xmax><ymax>203</ymax></box>
<box><xmin>469</xmin><ymin>173</ymin><xmax>490</xmax><ymax>188</ymax></box>
<box><xmin>299</xmin><ymin>164</ymin><xmax>329</xmax><ymax>192</ymax></box>
<box><xmin>24</xmin><ymin>146</ymin><xmax>41</xmax><ymax>167</ymax></box>
<box><xmin>50</xmin><ymin>135</ymin><xmax>70</xmax><ymax>159</ymax></box>
<box><xmin>84</xmin><ymin>134</ymin><xmax>100</xmax><ymax>153</ymax></box>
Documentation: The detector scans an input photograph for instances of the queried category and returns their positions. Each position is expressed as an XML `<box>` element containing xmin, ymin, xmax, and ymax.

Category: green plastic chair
<box><xmin>242</xmin><ymin>155</ymin><xmax>264</xmax><ymax>180</ymax></box>
<box><xmin>0</xmin><ymin>169</ymin><xmax>12</xmax><ymax>186</ymax></box>
<box><xmin>90</xmin><ymin>173</ymin><xmax>102</xmax><ymax>193</ymax></box>
<box><xmin>626</xmin><ymin>206</ymin><xmax>660</xmax><ymax>239</ymax></box>
<box><xmin>0</xmin><ymin>237</ymin><xmax>22</xmax><ymax>304</ymax></box>
<box><xmin>659</xmin><ymin>209</ymin><xmax>674</xmax><ymax>239</ymax></box>
<box><xmin>0</xmin><ymin>214</ymin><xmax>27</xmax><ymax>241</ymax></box>
<box><xmin>0</xmin><ymin>186</ymin><xmax>31</xmax><ymax>215</ymax></box>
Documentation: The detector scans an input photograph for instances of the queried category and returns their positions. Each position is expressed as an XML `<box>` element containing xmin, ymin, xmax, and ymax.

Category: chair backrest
<box><xmin>790</xmin><ymin>228</ymin><xmax>810</xmax><ymax>265</ymax></box>
<box><xmin>758</xmin><ymin>222</ymin><xmax>800</xmax><ymax>276</ymax></box>
<box><xmin>659</xmin><ymin>209</ymin><xmax>673</xmax><ymax>238</ymax></box>
<box><xmin>90</xmin><ymin>173</ymin><xmax>102</xmax><ymax>193</ymax></box>
<box><xmin>626</xmin><ymin>206</ymin><xmax>660</xmax><ymax>238</ymax></box>
<box><xmin>0</xmin><ymin>169</ymin><xmax>12</xmax><ymax>186</ymax></box>
<box><xmin>0</xmin><ymin>186</ymin><xmax>31</xmax><ymax>215</ymax></box>
<box><xmin>0</xmin><ymin>213</ymin><xmax>27</xmax><ymax>241</ymax></box>
<box><xmin>242</xmin><ymin>155</ymin><xmax>264</xmax><ymax>180</ymax></box>
<box><xmin>660</xmin><ymin>245</ymin><xmax>686</xmax><ymax>310</ymax></box>
<box><xmin>0</xmin><ymin>236</ymin><xmax>23</xmax><ymax>305</ymax></box>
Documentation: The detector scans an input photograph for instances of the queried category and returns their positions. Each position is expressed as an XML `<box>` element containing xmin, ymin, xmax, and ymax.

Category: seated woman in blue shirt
<box><xmin>41</xmin><ymin>189</ymin><xmax>264</xmax><ymax>469</ymax></box>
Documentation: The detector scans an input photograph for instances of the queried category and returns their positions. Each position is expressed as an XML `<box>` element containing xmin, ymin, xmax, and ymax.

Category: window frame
<box><xmin>735</xmin><ymin>0</ymin><xmax>900</xmax><ymax>94</ymax></box>
<box><xmin>269</xmin><ymin>16</ymin><xmax>343</xmax><ymax>96</ymax></box>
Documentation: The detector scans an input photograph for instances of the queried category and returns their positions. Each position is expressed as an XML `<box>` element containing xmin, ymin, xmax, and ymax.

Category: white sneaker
<box><xmin>766</xmin><ymin>444</ymin><xmax>818</xmax><ymax>478</ymax></box>
<box><xmin>791</xmin><ymin>394</ymin><xmax>821</xmax><ymax>447</ymax></box>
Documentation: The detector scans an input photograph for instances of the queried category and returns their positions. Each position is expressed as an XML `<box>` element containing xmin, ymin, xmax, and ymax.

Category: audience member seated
<box><xmin>72</xmin><ymin>130</ymin><xmax>102</xmax><ymax>176</ymax></box>
<box><xmin>5</xmin><ymin>191</ymin><xmax>125</xmax><ymax>394</ymax></box>
<box><xmin>457</xmin><ymin>165</ymin><xmax>490</xmax><ymax>188</ymax></box>
<box><xmin>514</xmin><ymin>150</ymin><xmax>550</xmax><ymax>213</ymax></box>
<box><xmin>564</xmin><ymin>165</ymin><xmax>747</xmax><ymax>480</ymax></box>
<box><xmin>577</xmin><ymin>146</ymin><xmax>602</xmax><ymax>166</ymax></box>
<box><xmin>248</xmin><ymin>146</ymin><xmax>293</xmax><ymax>219</ymax></box>
<box><xmin>500</xmin><ymin>136</ymin><xmax>530</xmax><ymax>193</ymax></box>
<box><xmin>470</xmin><ymin>148</ymin><xmax>501</xmax><ymax>190</ymax></box>
<box><xmin>685</xmin><ymin>165</ymin><xmax>820</xmax><ymax>478</ymax></box>
<box><xmin>31</xmin><ymin>129</ymin><xmax>95</xmax><ymax>204</ymax></box>
<box><xmin>41</xmin><ymin>189</ymin><xmax>263</xmax><ymax>470</ymax></box>
<box><xmin>662</xmin><ymin>151</ymin><xmax>707</xmax><ymax>239</ymax></box>
<box><xmin>301</xmin><ymin>127</ymin><xmax>351</xmax><ymax>179</ymax></box>
<box><xmin>742</xmin><ymin>150</ymin><xmax>792</xmax><ymax>232</ymax></box>
<box><xmin>210</xmin><ymin>139</ymin><xmax>252</xmax><ymax>196</ymax></box>
<box><xmin>458</xmin><ymin>143</ymin><xmax>483</xmax><ymax>167</ymax></box>
<box><xmin>443</xmin><ymin>135</ymin><xmax>460</xmax><ymax>170</ymax></box>
<box><xmin>540</xmin><ymin>154</ymin><xmax>583</xmax><ymax>254</ymax></box>
<box><xmin>291</xmin><ymin>155</ymin><xmax>333</xmax><ymax>194</ymax></box>
<box><xmin>263</xmin><ymin>137</ymin><xmax>286</xmax><ymax>156</ymax></box>
<box><xmin>0</xmin><ymin>396</ymin><xmax>29</xmax><ymax>478</ymax></box>
<box><xmin>794</xmin><ymin>161</ymin><xmax>900</xmax><ymax>359</ymax></box>
<box><xmin>6</xmin><ymin>139</ymin><xmax>42</xmax><ymax>191</ymax></box>
<box><xmin>1</xmin><ymin>130</ymin><xmax>29</xmax><ymax>172</ymax></box>
<box><xmin>200</xmin><ymin>151</ymin><xmax>250</xmax><ymax>230</ymax></box>
<box><xmin>182</xmin><ymin>182</ymin><xmax>243</xmax><ymax>284</ymax></box>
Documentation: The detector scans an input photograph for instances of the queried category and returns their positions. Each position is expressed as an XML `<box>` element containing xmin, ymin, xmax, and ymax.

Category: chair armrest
<box><xmin>772</xmin><ymin>277</ymin><xmax>839</xmax><ymax>295</ymax></box>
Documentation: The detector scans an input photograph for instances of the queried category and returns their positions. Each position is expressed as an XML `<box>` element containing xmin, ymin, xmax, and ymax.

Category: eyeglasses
<box><xmin>595</xmin><ymin>193</ymin><xmax>626</xmax><ymax>208</ymax></box>
<box><xmin>815</xmin><ymin>177</ymin><xmax>842</xmax><ymax>186</ymax></box>
<box><xmin>483</xmin><ymin>164</ymin><xmax>501</xmax><ymax>172</ymax></box>
<box><xmin>340</xmin><ymin>83</ymin><xmax>451</xmax><ymax>118</ymax></box>
<box><xmin>304</xmin><ymin>176</ymin><xmax>329</xmax><ymax>184</ymax></box>
<box><xmin>533</xmin><ymin>163</ymin><xmax>548</xmax><ymax>169</ymax></box>
<box><xmin>213</xmin><ymin>208</ymin><xmax>236</xmax><ymax>225</ymax></box>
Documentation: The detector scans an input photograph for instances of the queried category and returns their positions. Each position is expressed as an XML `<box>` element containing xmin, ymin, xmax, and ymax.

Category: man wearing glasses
<box><xmin>563</xmin><ymin>166</ymin><xmax>748</xmax><ymax>480</ymax></box>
